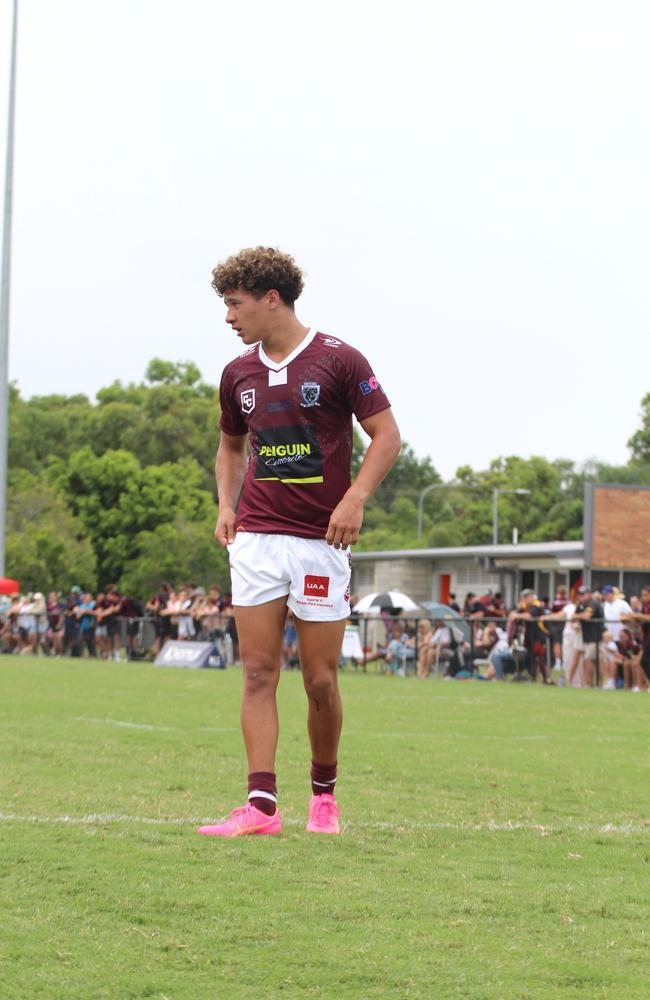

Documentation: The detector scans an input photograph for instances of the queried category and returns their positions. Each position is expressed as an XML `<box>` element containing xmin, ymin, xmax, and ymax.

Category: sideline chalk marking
<box><xmin>0</xmin><ymin>813</ymin><xmax>647</xmax><ymax>836</ymax></box>
<box><xmin>70</xmin><ymin>718</ymin><xmax>637</xmax><ymax>744</ymax></box>
<box><xmin>72</xmin><ymin>717</ymin><xmax>239</xmax><ymax>735</ymax></box>
<box><xmin>73</xmin><ymin>716</ymin><xmax>175</xmax><ymax>732</ymax></box>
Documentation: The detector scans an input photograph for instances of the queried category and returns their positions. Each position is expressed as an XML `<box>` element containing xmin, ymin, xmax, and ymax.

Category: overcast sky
<box><xmin>1</xmin><ymin>0</ymin><xmax>649</xmax><ymax>478</ymax></box>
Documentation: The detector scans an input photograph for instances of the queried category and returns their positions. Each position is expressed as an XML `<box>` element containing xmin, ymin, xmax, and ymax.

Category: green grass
<box><xmin>1</xmin><ymin>659</ymin><xmax>649</xmax><ymax>1000</ymax></box>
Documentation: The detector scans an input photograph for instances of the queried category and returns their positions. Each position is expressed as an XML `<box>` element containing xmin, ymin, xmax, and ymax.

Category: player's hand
<box><xmin>215</xmin><ymin>508</ymin><xmax>237</xmax><ymax>547</ymax></box>
<box><xmin>326</xmin><ymin>494</ymin><xmax>364</xmax><ymax>549</ymax></box>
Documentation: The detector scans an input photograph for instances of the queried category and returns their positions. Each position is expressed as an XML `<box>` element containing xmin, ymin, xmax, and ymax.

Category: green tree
<box><xmin>8</xmin><ymin>384</ymin><xmax>94</xmax><ymax>474</ymax></box>
<box><xmin>9</xmin><ymin>362</ymin><xmax>221</xmax><ymax>488</ymax></box>
<box><xmin>433</xmin><ymin>455</ymin><xmax>584</xmax><ymax>546</ymax></box>
<box><xmin>628</xmin><ymin>392</ymin><xmax>650</xmax><ymax>463</ymax></box>
<box><xmin>89</xmin><ymin>362</ymin><xmax>219</xmax><ymax>485</ymax></box>
<box><xmin>354</xmin><ymin>438</ymin><xmax>441</xmax><ymax>515</ymax></box>
<box><xmin>119</xmin><ymin>516</ymin><xmax>230</xmax><ymax>598</ymax></box>
<box><xmin>52</xmin><ymin>449</ymin><xmax>215</xmax><ymax>586</ymax></box>
<box><xmin>591</xmin><ymin>459</ymin><xmax>650</xmax><ymax>487</ymax></box>
<box><xmin>145</xmin><ymin>359</ymin><xmax>203</xmax><ymax>386</ymax></box>
<box><xmin>6</xmin><ymin>475</ymin><xmax>97</xmax><ymax>592</ymax></box>
<box><xmin>357</xmin><ymin>454</ymin><xmax>587</xmax><ymax>551</ymax></box>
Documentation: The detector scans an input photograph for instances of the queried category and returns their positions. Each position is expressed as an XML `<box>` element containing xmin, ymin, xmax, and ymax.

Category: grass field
<box><xmin>1</xmin><ymin>658</ymin><xmax>649</xmax><ymax>1000</ymax></box>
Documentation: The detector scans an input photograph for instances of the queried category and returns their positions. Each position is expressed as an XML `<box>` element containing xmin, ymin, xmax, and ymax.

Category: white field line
<box><xmin>72</xmin><ymin>716</ymin><xmax>175</xmax><ymax>732</ymax></box>
<box><xmin>70</xmin><ymin>718</ymin><xmax>556</xmax><ymax>742</ymax></box>
<box><xmin>26</xmin><ymin>717</ymin><xmax>636</xmax><ymax>744</ymax></box>
<box><xmin>72</xmin><ymin>715</ymin><xmax>241</xmax><ymax>733</ymax></box>
<box><xmin>71</xmin><ymin>717</ymin><xmax>239</xmax><ymax>734</ymax></box>
<box><xmin>0</xmin><ymin>812</ymin><xmax>648</xmax><ymax>836</ymax></box>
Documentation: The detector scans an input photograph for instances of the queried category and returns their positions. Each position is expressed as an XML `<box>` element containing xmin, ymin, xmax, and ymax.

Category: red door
<box><xmin>439</xmin><ymin>574</ymin><xmax>451</xmax><ymax>605</ymax></box>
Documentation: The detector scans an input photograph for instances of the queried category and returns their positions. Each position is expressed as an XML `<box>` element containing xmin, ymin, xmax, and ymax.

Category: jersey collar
<box><xmin>258</xmin><ymin>328</ymin><xmax>316</xmax><ymax>371</ymax></box>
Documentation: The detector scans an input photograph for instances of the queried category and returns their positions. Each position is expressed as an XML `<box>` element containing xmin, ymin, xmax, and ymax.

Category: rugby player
<box><xmin>198</xmin><ymin>247</ymin><xmax>401</xmax><ymax>837</ymax></box>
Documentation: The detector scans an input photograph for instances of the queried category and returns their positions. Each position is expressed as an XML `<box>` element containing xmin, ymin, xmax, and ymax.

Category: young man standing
<box><xmin>573</xmin><ymin>584</ymin><xmax>603</xmax><ymax>687</ymax></box>
<box><xmin>198</xmin><ymin>247</ymin><xmax>401</xmax><ymax>837</ymax></box>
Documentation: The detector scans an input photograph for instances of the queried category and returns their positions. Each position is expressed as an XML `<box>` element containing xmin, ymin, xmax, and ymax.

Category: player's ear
<box><xmin>267</xmin><ymin>289</ymin><xmax>281</xmax><ymax>309</ymax></box>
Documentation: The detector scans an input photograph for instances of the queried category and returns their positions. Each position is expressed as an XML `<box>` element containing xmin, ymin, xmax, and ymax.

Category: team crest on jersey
<box><xmin>240</xmin><ymin>388</ymin><xmax>255</xmax><ymax>414</ymax></box>
<box><xmin>300</xmin><ymin>382</ymin><xmax>321</xmax><ymax>407</ymax></box>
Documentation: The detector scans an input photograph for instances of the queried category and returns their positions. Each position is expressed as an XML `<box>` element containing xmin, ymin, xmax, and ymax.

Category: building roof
<box><xmin>352</xmin><ymin>540</ymin><xmax>584</xmax><ymax>564</ymax></box>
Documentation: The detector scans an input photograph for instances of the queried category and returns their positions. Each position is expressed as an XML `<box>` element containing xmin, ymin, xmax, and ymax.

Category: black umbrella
<box><xmin>353</xmin><ymin>591</ymin><xmax>420</xmax><ymax>613</ymax></box>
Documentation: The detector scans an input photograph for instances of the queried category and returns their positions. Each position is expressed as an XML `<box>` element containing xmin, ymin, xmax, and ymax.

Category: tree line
<box><xmin>7</xmin><ymin>360</ymin><xmax>650</xmax><ymax>595</ymax></box>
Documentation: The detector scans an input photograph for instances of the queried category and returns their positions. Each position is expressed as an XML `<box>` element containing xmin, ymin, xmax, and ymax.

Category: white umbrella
<box><xmin>353</xmin><ymin>591</ymin><xmax>420</xmax><ymax>613</ymax></box>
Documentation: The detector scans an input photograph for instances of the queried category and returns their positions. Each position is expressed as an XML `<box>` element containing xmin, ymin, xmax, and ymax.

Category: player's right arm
<box><xmin>214</xmin><ymin>430</ymin><xmax>249</xmax><ymax>546</ymax></box>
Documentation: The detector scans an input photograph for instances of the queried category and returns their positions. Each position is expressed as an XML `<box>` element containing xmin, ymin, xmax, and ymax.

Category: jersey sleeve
<box><xmin>219</xmin><ymin>364</ymin><xmax>248</xmax><ymax>436</ymax></box>
<box><xmin>338</xmin><ymin>345</ymin><xmax>391</xmax><ymax>422</ymax></box>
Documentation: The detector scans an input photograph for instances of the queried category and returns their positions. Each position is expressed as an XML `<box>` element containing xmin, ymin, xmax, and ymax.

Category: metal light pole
<box><xmin>417</xmin><ymin>483</ymin><xmax>481</xmax><ymax>540</ymax></box>
<box><xmin>492</xmin><ymin>488</ymin><xmax>531</xmax><ymax>546</ymax></box>
<box><xmin>0</xmin><ymin>0</ymin><xmax>19</xmax><ymax>575</ymax></box>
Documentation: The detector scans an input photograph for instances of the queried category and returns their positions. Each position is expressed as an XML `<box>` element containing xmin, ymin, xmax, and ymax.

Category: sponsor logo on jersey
<box><xmin>300</xmin><ymin>382</ymin><xmax>321</xmax><ymax>407</ymax></box>
<box><xmin>359</xmin><ymin>375</ymin><xmax>383</xmax><ymax>395</ymax></box>
<box><xmin>267</xmin><ymin>399</ymin><xmax>292</xmax><ymax>413</ymax></box>
<box><xmin>259</xmin><ymin>442</ymin><xmax>312</xmax><ymax>458</ymax></box>
<box><xmin>254</xmin><ymin>424</ymin><xmax>323</xmax><ymax>483</ymax></box>
<box><xmin>304</xmin><ymin>575</ymin><xmax>330</xmax><ymax>597</ymax></box>
<box><xmin>240</xmin><ymin>388</ymin><xmax>256</xmax><ymax>414</ymax></box>
<box><xmin>321</xmin><ymin>336</ymin><xmax>342</xmax><ymax>348</ymax></box>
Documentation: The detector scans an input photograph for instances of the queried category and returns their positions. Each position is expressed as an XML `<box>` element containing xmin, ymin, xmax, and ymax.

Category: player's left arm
<box><xmin>326</xmin><ymin>408</ymin><xmax>401</xmax><ymax>548</ymax></box>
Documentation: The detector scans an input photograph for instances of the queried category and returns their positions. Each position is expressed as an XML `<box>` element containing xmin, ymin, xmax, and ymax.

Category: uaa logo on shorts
<box><xmin>240</xmin><ymin>389</ymin><xmax>255</xmax><ymax>414</ymax></box>
<box><xmin>300</xmin><ymin>382</ymin><xmax>320</xmax><ymax>407</ymax></box>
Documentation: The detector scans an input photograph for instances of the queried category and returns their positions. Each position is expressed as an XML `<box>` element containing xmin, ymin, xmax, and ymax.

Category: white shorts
<box><xmin>178</xmin><ymin>617</ymin><xmax>195</xmax><ymax>639</ymax></box>
<box><xmin>228</xmin><ymin>532</ymin><xmax>351</xmax><ymax>622</ymax></box>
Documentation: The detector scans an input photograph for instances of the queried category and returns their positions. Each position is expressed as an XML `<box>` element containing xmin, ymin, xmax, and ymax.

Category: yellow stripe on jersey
<box><xmin>255</xmin><ymin>476</ymin><xmax>324</xmax><ymax>484</ymax></box>
<box><xmin>282</xmin><ymin>476</ymin><xmax>323</xmax><ymax>484</ymax></box>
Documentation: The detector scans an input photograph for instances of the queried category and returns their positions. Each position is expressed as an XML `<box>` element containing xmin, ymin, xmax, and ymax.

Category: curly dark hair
<box><xmin>211</xmin><ymin>246</ymin><xmax>304</xmax><ymax>305</ymax></box>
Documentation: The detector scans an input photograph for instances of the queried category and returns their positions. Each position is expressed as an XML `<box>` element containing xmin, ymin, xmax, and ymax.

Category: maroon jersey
<box><xmin>219</xmin><ymin>330</ymin><xmax>391</xmax><ymax>538</ymax></box>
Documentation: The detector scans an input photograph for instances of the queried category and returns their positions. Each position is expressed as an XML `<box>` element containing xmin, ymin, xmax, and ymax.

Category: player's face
<box><xmin>223</xmin><ymin>288</ymin><xmax>270</xmax><ymax>345</ymax></box>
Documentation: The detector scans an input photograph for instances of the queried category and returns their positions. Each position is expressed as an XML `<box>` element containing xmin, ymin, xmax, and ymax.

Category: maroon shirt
<box><xmin>219</xmin><ymin>330</ymin><xmax>391</xmax><ymax>538</ymax></box>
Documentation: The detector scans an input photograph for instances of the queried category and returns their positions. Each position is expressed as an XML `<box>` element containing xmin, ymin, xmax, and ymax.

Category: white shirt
<box><xmin>432</xmin><ymin>626</ymin><xmax>451</xmax><ymax>645</ymax></box>
<box><xmin>17</xmin><ymin>600</ymin><xmax>36</xmax><ymax>630</ymax></box>
<box><xmin>561</xmin><ymin>602</ymin><xmax>577</xmax><ymax>636</ymax></box>
<box><xmin>604</xmin><ymin>598</ymin><xmax>631</xmax><ymax>641</ymax></box>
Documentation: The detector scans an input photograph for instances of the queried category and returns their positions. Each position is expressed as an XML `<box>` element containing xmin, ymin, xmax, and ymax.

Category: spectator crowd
<box><xmin>348</xmin><ymin>585</ymin><xmax>650</xmax><ymax>692</ymax></box>
<box><xmin>0</xmin><ymin>582</ymin><xmax>239</xmax><ymax>664</ymax></box>
<box><xmin>2</xmin><ymin>580</ymin><xmax>650</xmax><ymax>692</ymax></box>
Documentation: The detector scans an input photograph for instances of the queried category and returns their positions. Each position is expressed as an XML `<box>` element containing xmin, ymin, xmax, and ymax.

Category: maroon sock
<box><xmin>247</xmin><ymin>771</ymin><xmax>277</xmax><ymax>816</ymax></box>
<box><xmin>311</xmin><ymin>759</ymin><xmax>337</xmax><ymax>797</ymax></box>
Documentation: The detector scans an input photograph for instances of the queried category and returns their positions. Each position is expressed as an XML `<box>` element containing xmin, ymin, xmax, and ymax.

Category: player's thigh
<box><xmin>295</xmin><ymin>617</ymin><xmax>346</xmax><ymax>675</ymax></box>
<box><xmin>235</xmin><ymin>596</ymin><xmax>289</xmax><ymax>667</ymax></box>
<box><xmin>287</xmin><ymin>538</ymin><xmax>351</xmax><ymax>621</ymax></box>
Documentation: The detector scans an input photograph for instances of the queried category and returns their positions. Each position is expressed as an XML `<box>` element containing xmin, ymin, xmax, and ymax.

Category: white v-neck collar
<box><xmin>258</xmin><ymin>328</ymin><xmax>316</xmax><ymax>371</ymax></box>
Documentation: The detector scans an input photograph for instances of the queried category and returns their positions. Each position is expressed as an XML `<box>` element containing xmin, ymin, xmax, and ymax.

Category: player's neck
<box><xmin>260</xmin><ymin>317</ymin><xmax>310</xmax><ymax>364</ymax></box>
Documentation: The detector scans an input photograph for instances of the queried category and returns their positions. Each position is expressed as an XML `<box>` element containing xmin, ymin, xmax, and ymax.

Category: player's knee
<box><xmin>304</xmin><ymin>668</ymin><xmax>337</xmax><ymax>704</ymax></box>
<box><xmin>242</xmin><ymin>654</ymin><xmax>280</xmax><ymax>693</ymax></box>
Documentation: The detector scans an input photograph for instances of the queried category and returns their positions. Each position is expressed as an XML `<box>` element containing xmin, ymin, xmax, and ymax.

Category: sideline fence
<box><xmin>348</xmin><ymin>614</ymin><xmax>640</xmax><ymax>685</ymax></box>
<box><xmin>2</xmin><ymin>612</ymin><xmax>645</xmax><ymax>688</ymax></box>
<box><xmin>0</xmin><ymin>615</ymin><xmax>235</xmax><ymax>664</ymax></box>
